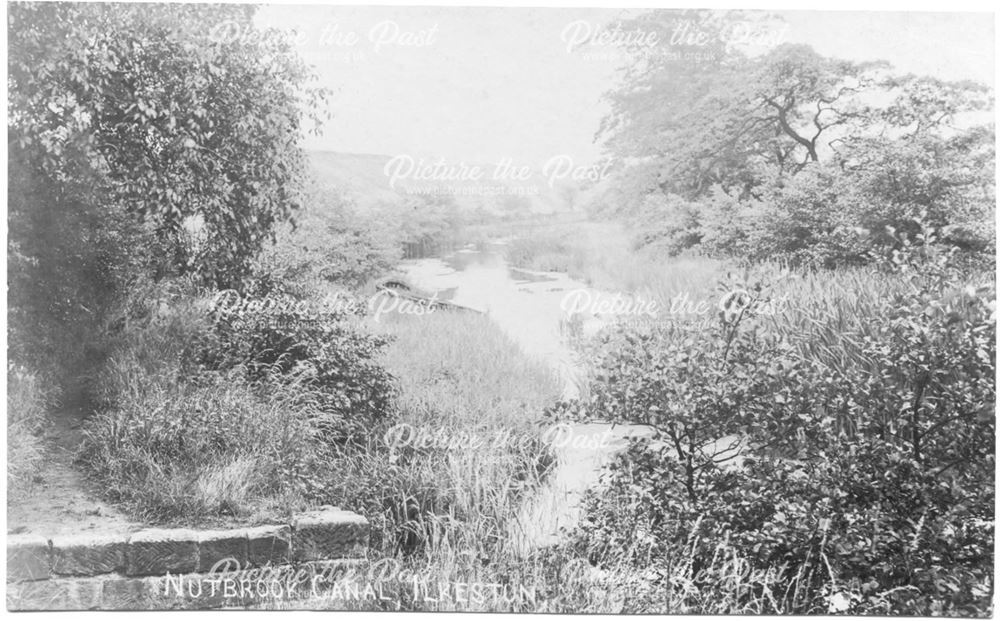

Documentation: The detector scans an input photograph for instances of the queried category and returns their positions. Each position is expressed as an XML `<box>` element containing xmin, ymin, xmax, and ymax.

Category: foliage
<box><xmin>204</xmin><ymin>284</ymin><xmax>397</xmax><ymax>441</ymax></box>
<box><xmin>326</xmin><ymin>310</ymin><xmax>561</xmax><ymax>555</ymax></box>
<box><xmin>566</xmin><ymin>253</ymin><xmax>995</xmax><ymax>615</ymax></box>
<box><xmin>595</xmin><ymin>10</ymin><xmax>993</xmax><ymax>269</ymax></box>
<box><xmin>599</xmin><ymin>10</ymin><xmax>990</xmax><ymax>204</ymax></box>
<box><xmin>6</xmin><ymin>168</ymin><xmax>165</xmax><ymax>374</ymax></box>
<box><xmin>79</xmin><ymin>269</ymin><xmax>399</xmax><ymax>522</ymax></box>
<box><xmin>7</xmin><ymin>3</ymin><xmax>327</xmax><ymax>466</ymax></box>
<box><xmin>577</xmin><ymin>440</ymin><xmax>993</xmax><ymax>615</ymax></box>
<box><xmin>269</xmin><ymin>310</ymin><xmax>564</xmax><ymax>610</ymax></box>
<box><xmin>80</xmin><ymin>285</ymin><xmax>328</xmax><ymax>522</ymax></box>
<box><xmin>256</xmin><ymin>184</ymin><xmax>401</xmax><ymax>293</ymax></box>
<box><xmin>8</xmin><ymin>1</ymin><xmax>325</xmax><ymax>296</ymax></box>
<box><xmin>7</xmin><ymin>364</ymin><xmax>60</xmax><ymax>499</ymax></box>
<box><xmin>636</xmin><ymin>132</ymin><xmax>995</xmax><ymax>267</ymax></box>
<box><xmin>378</xmin><ymin>194</ymin><xmax>474</xmax><ymax>259</ymax></box>
<box><xmin>596</xmin><ymin>10</ymin><xmax>771</xmax><ymax>200</ymax></box>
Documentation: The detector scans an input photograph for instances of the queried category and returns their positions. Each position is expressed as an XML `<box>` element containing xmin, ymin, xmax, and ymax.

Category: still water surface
<box><xmin>398</xmin><ymin>242</ymin><xmax>658</xmax><ymax>551</ymax></box>
<box><xmin>398</xmin><ymin>241</ymin><xmax>609</xmax><ymax>400</ymax></box>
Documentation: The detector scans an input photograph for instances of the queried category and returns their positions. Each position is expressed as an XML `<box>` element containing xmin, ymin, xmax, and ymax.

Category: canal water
<box><xmin>398</xmin><ymin>240</ymin><xmax>607</xmax><ymax>400</ymax></box>
<box><xmin>397</xmin><ymin>241</ymin><xmax>660</xmax><ymax>553</ymax></box>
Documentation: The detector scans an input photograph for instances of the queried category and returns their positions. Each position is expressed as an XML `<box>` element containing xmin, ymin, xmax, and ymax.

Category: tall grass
<box><xmin>255</xmin><ymin>308</ymin><xmax>805</xmax><ymax>612</ymax></box>
<box><xmin>302</xmin><ymin>311</ymin><xmax>561</xmax><ymax>609</ymax></box>
<box><xmin>503</xmin><ymin>220</ymin><xmax>724</xmax><ymax>296</ymax></box>
<box><xmin>7</xmin><ymin>364</ymin><xmax>59</xmax><ymax>498</ymax></box>
<box><xmin>69</xmin><ymin>215</ymin><xmax>992</xmax><ymax>612</ymax></box>
<box><xmin>251</xmin><ymin>304</ymin><xmax>831</xmax><ymax>612</ymax></box>
<box><xmin>505</xmin><ymin>218</ymin><xmax>990</xmax><ymax>386</ymax></box>
<box><xmin>79</xmin><ymin>288</ymin><xmax>323</xmax><ymax>525</ymax></box>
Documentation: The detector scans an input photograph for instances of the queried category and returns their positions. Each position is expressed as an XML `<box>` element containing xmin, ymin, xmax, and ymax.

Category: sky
<box><xmin>255</xmin><ymin>6</ymin><xmax>995</xmax><ymax>168</ymax></box>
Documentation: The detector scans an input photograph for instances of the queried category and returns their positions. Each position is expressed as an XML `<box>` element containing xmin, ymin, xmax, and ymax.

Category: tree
<box><xmin>597</xmin><ymin>10</ymin><xmax>767</xmax><ymax>202</ymax></box>
<box><xmin>598</xmin><ymin>10</ymin><xmax>991</xmax><ymax>205</ymax></box>
<box><xmin>594</xmin><ymin>10</ymin><xmax>994</xmax><ymax>265</ymax></box>
<box><xmin>8</xmin><ymin>3</ymin><xmax>327</xmax><ymax>289</ymax></box>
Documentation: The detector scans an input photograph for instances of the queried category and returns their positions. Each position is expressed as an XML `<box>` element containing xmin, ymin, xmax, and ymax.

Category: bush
<box><xmin>79</xmin><ymin>285</ymin><xmax>320</xmax><ymax>522</ymax></box>
<box><xmin>80</xmin><ymin>276</ymin><xmax>398</xmax><ymax>522</ymax></box>
<box><xmin>8</xmin><ymin>3</ymin><xmax>324</xmax><ymax>289</ymax></box>
<box><xmin>577</xmin><ymin>439</ymin><xmax>993</xmax><ymax>615</ymax></box>
<box><xmin>568</xmin><ymin>256</ymin><xmax>995</xmax><ymax>615</ymax></box>
<box><xmin>205</xmin><ymin>286</ymin><xmax>397</xmax><ymax>440</ymax></box>
<box><xmin>631</xmin><ymin>193</ymin><xmax>705</xmax><ymax>257</ymax></box>
<box><xmin>255</xmin><ymin>186</ymin><xmax>401</xmax><ymax>293</ymax></box>
<box><xmin>636</xmin><ymin>129</ymin><xmax>995</xmax><ymax>270</ymax></box>
<box><xmin>7</xmin><ymin>4</ymin><xmax>325</xmax><ymax>504</ymax></box>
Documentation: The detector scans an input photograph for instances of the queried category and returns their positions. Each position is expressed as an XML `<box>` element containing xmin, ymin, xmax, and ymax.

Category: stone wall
<box><xmin>7</xmin><ymin>506</ymin><xmax>369</xmax><ymax>610</ymax></box>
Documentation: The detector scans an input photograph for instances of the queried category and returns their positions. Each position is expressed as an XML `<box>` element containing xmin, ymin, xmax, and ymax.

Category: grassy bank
<box><xmin>6</xmin><ymin>364</ymin><xmax>59</xmax><ymax>499</ymax></box>
<box><xmin>63</xmin><ymin>206</ymin><xmax>994</xmax><ymax>614</ymax></box>
<box><xmin>78</xmin><ymin>285</ymin><xmax>321</xmax><ymax>525</ymax></box>
<box><xmin>299</xmin><ymin>310</ymin><xmax>562</xmax><ymax>610</ymax></box>
<box><xmin>502</xmin><ymin>220</ymin><xmax>724</xmax><ymax>296</ymax></box>
<box><xmin>530</xmin><ymin>220</ymin><xmax>994</xmax><ymax>615</ymax></box>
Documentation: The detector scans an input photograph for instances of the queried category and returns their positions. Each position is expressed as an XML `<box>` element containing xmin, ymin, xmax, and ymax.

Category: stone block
<box><xmin>6</xmin><ymin>578</ymin><xmax>103</xmax><ymax>610</ymax></box>
<box><xmin>246</xmin><ymin>525</ymin><xmax>291</xmax><ymax>566</ymax></box>
<box><xmin>198</xmin><ymin>529</ymin><xmax>248</xmax><ymax>573</ymax></box>
<box><xmin>126</xmin><ymin>529</ymin><xmax>199</xmax><ymax>576</ymax></box>
<box><xmin>159</xmin><ymin>572</ymin><xmax>230</xmax><ymax>609</ymax></box>
<box><xmin>101</xmin><ymin>576</ymin><xmax>160</xmax><ymax>609</ymax></box>
<box><xmin>7</xmin><ymin>534</ymin><xmax>50</xmax><ymax>582</ymax></box>
<box><xmin>292</xmin><ymin>509</ymin><xmax>368</xmax><ymax>561</ymax></box>
<box><xmin>51</xmin><ymin>532</ymin><xmax>126</xmax><ymax>576</ymax></box>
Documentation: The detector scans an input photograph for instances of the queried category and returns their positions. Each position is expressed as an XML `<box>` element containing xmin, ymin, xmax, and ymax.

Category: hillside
<box><xmin>308</xmin><ymin>150</ymin><xmax>586</xmax><ymax>215</ymax></box>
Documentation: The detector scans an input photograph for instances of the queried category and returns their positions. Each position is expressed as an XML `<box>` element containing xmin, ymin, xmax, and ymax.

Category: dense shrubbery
<box><xmin>205</xmin><ymin>285</ymin><xmax>397</xmax><ymax>441</ymax></box>
<box><xmin>8</xmin><ymin>2</ymin><xmax>325</xmax><ymax>289</ymax></box>
<box><xmin>562</xmin><ymin>251</ymin><xmax>995</xmax><ymax>614</ymax></box>
<box><xmin>256</xmin><ymin>185</ymin><xmax>401</xmax><ymax>293</ymax></box>
<box><xmin>7</xmin><ymin>2</ymin><xmax>326</xmax><ymax>498</ymax></box>
<box><xmin>79</xmin><ymin>271</ymin><xmax>398</xmax><ymax>522</ymax></box>
<box><xmin>632</xmin><ymin>131</ymin><xmax>995</xmax><ymax>269</ymax></box>
<box><xmin>577</xmin><ymin>440</ymin><xmax>992</xmax><ymax>614</ymax></box>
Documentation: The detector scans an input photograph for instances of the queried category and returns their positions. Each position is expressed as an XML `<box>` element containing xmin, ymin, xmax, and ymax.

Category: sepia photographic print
<box><xmin>5</xmin><ymin>0</ymin><xmax>997</xmax><ymax>614</ymax></box>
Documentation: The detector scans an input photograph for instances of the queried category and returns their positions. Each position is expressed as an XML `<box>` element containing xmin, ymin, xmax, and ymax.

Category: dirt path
<box><xmin>7</xmin><ymin>385</ymin><xmax>142</xmax><ymax>538</ymax></box>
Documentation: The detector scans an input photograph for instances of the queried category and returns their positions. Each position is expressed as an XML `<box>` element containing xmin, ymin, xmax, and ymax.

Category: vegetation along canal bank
<box><xmin>7</xmin><ymin>4</ymin><xmax>995</xmax><ymax>614</ymax></box>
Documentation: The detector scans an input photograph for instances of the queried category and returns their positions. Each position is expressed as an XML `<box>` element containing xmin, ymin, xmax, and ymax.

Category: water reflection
<box><xmin>400</xmin><ymin>243</ymin><xmax>606</xmax><ymax>400</ymax></box>
<box><xmin>398</xmin><ymin>242</ymin><xmax>653</xmax><ymax>552</ymax></box>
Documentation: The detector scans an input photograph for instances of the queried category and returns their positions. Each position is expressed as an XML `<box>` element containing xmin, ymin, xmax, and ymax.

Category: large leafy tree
<box><xmin>592</xmin><ymin>10</ymin><xmax>993</xmax><ymax>266</ymax></box>
<box><xmin>597</xmin><ymin>10</ymin><xmax>991</xmax><ymax>206</ymax></box>
<box><xmin>8</xmin><ymin>2</ymin><xmax>327</xmax><ymax>289</ymax></box>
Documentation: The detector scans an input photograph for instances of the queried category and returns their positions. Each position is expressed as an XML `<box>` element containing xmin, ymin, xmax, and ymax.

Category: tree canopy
<box><xmin>598</xmin><ymin>11</ymin><xmax>991</xmax><ymax>199</ymax></box>
<box><xmin>592</xmin><ymin>10</ymin><xmax>994</xmax><ymax>266</ymax></box>
<box><xmin>8</xmin><ymin>2</ymin><xmax>327</xmax><ymax>288</ymax></box>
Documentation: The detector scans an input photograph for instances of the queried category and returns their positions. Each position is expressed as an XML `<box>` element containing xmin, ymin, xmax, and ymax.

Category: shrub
<box><xmin>632</xmin><ymin>193</ymin><xmax>706</xmax><ymax>257</ymax></box>
<box><xmin>577</xmin><ymin>439</ymin><xmax>993</xmax><ymax>615</ymax></box>
<box><xmin>569</xmin><ymin>255</ymin><xmax>995</xmax><ymax>615</ymax></box>
<box><xmin>80</xmin><ymin>276</ymin><xmax>398</xmax><ymax>522</ymax></box>
<box><xmin>637</xmin><ymin>127</ymin><xmax>995</xmax><ymax>270</ymax></box>
<box><xmin>255</xmin><ymin>186</ymin><xmax>401</xmax><ymax>293</ymax></box>
<box><xmin>205</xmin><ymin>287</ymin><xmax>397</xmax><ymax>440</ymax></box>
<box><xmin>8</xmin><ymin>2</ymin><xmax>325</xmax><ymax>289</ymax></box>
